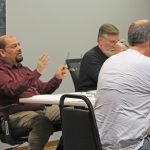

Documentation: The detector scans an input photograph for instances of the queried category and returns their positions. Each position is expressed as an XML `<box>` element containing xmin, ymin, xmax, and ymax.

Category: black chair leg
<box><xmin>56</xmin><ymin>136</ymin><xmax>63</xmax><ymax>150</ymax></box>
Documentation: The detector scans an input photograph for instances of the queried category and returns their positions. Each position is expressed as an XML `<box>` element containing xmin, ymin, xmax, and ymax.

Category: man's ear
<box><xmin>0</xmin><ymin>49</ymin><xmax>6</xmax><ymax>57</ymax></box>
<box><xmin>98</xmin><ymin>36</ymin><xmax>104</xmax><ymax>43</ymax></box>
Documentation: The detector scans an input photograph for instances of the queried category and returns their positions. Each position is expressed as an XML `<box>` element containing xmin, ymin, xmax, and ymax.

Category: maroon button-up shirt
<box><xmin>0</xmin><ymin>60</ymin><xmax>62</xmax><ymax>114</ymax></box>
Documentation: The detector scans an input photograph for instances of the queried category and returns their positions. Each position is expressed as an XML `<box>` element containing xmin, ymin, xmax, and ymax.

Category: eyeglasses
<box><xmin>107</xmin><ymin>40</ymin><xmax>119</xmax><ymax>46</ymax></box>
<box><xmin>106</xmin><ymin>38</ymin><xmax>129</xmax><ymax>48</ymax></box>
<box><xmin>102</xmin><ymin>35</ymin><xmax>119</xmax><ymax>46</ymax></box>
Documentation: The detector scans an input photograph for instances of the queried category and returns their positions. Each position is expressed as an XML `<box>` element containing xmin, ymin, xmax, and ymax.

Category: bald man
<box><xmin>94</xmin><ymin>19</ymin><xmax>150</xmax><ymax>150</ymax></box>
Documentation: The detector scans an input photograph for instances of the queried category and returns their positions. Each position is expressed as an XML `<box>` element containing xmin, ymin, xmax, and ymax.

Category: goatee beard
<box><xmin>16</xmin><ymin>57</ymin><xmax>23</xmax><ymax>63</ymax></box>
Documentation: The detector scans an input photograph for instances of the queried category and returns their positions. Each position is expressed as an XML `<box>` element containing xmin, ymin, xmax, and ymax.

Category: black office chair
<box><xmin>0</xmin><ymin>104</ymin><xmax>61</xmax><ymax>150</ymax></box>
<box><xmin>59</xmin><ymin>94</ymin><xmax>102</xmax><ymax>150</ymax></box>
<box><xmin>65</xmin><ymin>58</ymin><xmax>82</xmax><ymax>92</ymax></box>
<box><xmin>0</xmin><ymin>104</ymin><xmax>30</xmax><ymax>150</ymax></box>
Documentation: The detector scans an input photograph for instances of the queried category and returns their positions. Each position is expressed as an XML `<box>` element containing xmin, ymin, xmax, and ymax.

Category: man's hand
<box><xmin>55</xmin><ymin>64</ymin><xmax>68</xmax><ymax>80</ymax></box>
<box><xmin>113</xmin><ymin>40</ymin><xmax>128</xmax><ymax>55</ymax></box>
<box><xmin>36</xmin><ymin>53</ymin><xmax>50</xmax><ymax>74</ymax></box>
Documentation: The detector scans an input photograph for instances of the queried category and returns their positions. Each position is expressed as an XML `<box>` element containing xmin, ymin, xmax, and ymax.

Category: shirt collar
<box><xmin>0</xmin><ymin>60</ymin><xmax>22</xmax><ymax>69</ymax></box>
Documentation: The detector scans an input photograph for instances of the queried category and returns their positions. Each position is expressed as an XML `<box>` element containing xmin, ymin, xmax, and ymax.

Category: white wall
<box><xmin>6</xmin><ymin>0</ymin><xmax>150</xmax><ymax>94</ymax></box>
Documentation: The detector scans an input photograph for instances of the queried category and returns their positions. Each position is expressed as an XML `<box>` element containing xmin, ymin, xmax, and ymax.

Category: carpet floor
<box><xmin>16</xmin><ymin>140</ymin><xmax>59</xmax><ymax>150</ymax></box>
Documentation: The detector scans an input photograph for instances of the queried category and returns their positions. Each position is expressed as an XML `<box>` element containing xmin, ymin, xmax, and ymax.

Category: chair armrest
<box><xmin>0</xmin><ymin>104</ymin><xmax>19</xmax><ymax>112</ymax></box>
<box><xmin>0</xmin><ymin>103</ymin><xmax>20</xmax><ymax>121</ymax></box>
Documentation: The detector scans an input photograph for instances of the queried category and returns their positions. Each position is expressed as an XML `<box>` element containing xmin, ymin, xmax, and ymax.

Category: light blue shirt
<box><xmin>94</xmin><ymin>49</ymin><xmax>150</xmax><ymax>150</ymax></box>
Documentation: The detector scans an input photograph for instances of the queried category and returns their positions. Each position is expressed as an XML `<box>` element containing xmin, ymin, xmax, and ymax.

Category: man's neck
<box><xmin>130</xmin><ymin>42</ymin><xmax>150</xmax><ymax>56</ymax></box>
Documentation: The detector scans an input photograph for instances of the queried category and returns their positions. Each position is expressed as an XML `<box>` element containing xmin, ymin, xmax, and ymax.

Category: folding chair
<box><xmin>59</xmin><ymin>94</ymin><xmax>102</xmax><ymax>150</ymax></box>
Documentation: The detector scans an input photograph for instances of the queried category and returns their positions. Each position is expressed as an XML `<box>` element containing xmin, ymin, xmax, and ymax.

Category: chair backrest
<box><xmin>65</xmin><ymin>58</ymin><xmax>82</xmax><ymax>92</ymax></box>
<box><xmin>59</xmin><ymin>94</ymin><xmax>102</xmax><ymax>150</ymax></box>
